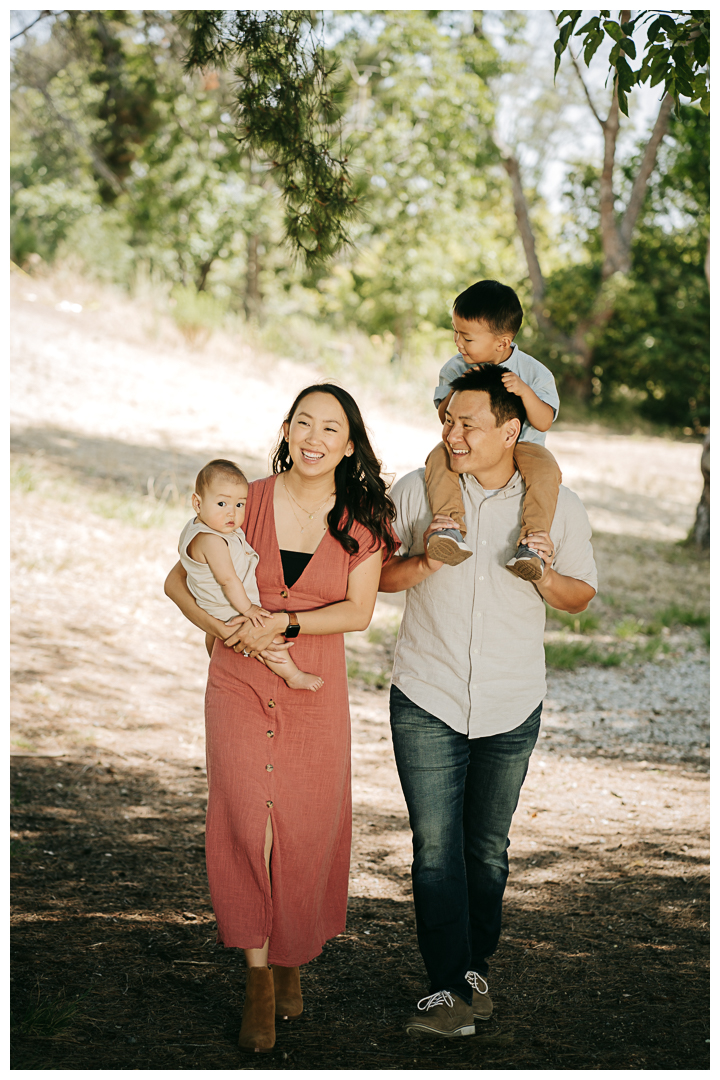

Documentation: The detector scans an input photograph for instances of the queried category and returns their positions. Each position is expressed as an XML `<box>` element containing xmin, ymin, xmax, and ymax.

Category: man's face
<box><xmin>442</xmin><ymin>390</ymin><xmax>518</xmax><ymax>476</ymax></box>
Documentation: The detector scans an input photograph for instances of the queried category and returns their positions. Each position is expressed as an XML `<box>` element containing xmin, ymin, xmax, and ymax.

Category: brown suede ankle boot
<box><xmin>238</xmin><ymin>966</ymin><xmax>275</xmax><ymax>1053</ymax></box>
<box><xmin>272</xmin><ymin>965</ymin><xmax>303</xmax><ymax>1020</ymax></box>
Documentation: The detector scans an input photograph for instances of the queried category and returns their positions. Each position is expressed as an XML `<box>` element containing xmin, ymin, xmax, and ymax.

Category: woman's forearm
<box><xmin>164</xmin><ymin>562</ymin><xmax>233</xmax><ymax>638</ymax></box>
<box><xmin>286</xmin><ymin>599</ymin><xmax>372</xmax><ymax>636</ymax></box>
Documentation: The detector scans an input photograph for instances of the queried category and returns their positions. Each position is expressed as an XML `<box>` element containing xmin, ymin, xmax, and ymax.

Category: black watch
<box><xmin>284</xmin><ymin>611</ymin><xmax>301</xmax><ymax>639</ymax></box>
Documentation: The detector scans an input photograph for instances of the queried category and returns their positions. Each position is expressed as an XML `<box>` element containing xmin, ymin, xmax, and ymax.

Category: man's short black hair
<box><xmin>449</xmin><ymin>364</ymin><xmax>527</xmax><ymax>431</ymax></box>
<box><xmin>453</xmin><ymin>280</ymin><xmax>523</xmax><ymax>338</ymax></box>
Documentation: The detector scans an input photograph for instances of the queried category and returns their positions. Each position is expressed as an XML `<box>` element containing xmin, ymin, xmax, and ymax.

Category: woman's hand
<box><xmin>224</xmin><ymin>612</ymin><xmax>289</xmax><ymax>655</ymax></box>
<box><xmin>259</xmin><ymin>638</ymin><xmax>294</xmax><ymax>665</ymax></box>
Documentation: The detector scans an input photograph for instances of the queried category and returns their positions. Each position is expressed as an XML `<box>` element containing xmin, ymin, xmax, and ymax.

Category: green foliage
<box><xmin>528</xmin><ymin>102</ymin><xmax>709</xmax><ymax>428</ymax></box>
<box><xmin>544</xmin><ymin>640</ymin><xmax>618</xmax><ymax>669</ymax></box>
<box><xmin>312</xmin><ymin>11</ymin><xmax>514</xmax><ymax>354</ymax></box>
<box><xmin>170</xmin><ymin>284</ymin><xmax>227</xmax><ymax>346</ymax></box>
<box><xmin>549</xmin><ymin>609</ymin><xmax>601</xmax><ymax>634</ymax></box>
<box><xmin>180</xmin><ymin>10</ymin><xmax>357</xmax><ymax>263</ymax></box>
<box><xmin>646</xmin><ymin>604</ymin><xmax>709</xmax><ymax>633</ymax></box>
<box><xmin>554</xmin><ymin>10</ymin><xmax>710</xmax><ymax>115</ymax></box>
<box><xmin>10</xmin><ymin>9</ymin><xmax>709</xmax><ymax>422</ymax></box>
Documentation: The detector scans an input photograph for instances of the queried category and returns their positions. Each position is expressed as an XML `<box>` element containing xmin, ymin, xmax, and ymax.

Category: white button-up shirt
<box><xmin>389</xmin><ymin>468</ymin><xmax>598</xmax><ymax>738</ymax></box>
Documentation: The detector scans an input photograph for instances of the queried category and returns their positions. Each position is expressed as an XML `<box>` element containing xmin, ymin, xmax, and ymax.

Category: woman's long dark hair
<box><xmin>272</xmin><ymin>383</ymin><xmax>397</xmax><ymax>556</ymax></box>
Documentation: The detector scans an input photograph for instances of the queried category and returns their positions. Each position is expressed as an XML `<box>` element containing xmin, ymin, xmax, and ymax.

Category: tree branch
<box><xmin>568</xmin><ymin>47</ymin><xmax>605</xmax><ymax>129</ymax></box>
<box><xmin>599</xmin><ymin>82</ymin><xmax>626</xmax><ymax>279</ymax></box>
<box><xmin>619</xmin><ymin>93</ymin><xmax>674</xmax><ymax>250</ymax></box>
<box><xmin>495</xmin><ymin>140</ymin><xmax>546</xmax><ymax>307</ymax></box>
<box><xmin>10</xmin><ymin>10</ymin><xmax>55</xmax><ymax>42</ymax></box>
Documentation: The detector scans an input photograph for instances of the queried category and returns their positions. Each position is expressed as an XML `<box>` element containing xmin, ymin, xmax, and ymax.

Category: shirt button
<box><xmin>268</xmin><ymin>699</ymin><xmax>275</xmax><ymax>708</ymax></box>
<box><xmin>481</xmin><ymin>540</ymin><xmax>487</xmax><ymax>546</ymax></box>
<box><xmin>266</xmin><ymin>730</ymin><xmax>274</xmax><ymax>738</ymax></box>
<box><xmin>266</xmin><ymin>800</ymin><xmax>273</xmax><ymax>808</ymax></box>
<box><xmin>266</xmin><ymin>764</ymin><xmax>274</xmax><ymax>772</ymax></box>
<box><xmin>280</xmin><ymin>589</ymin><xmax>288</xmax><ymax>598</ymax></box>
<box><xmin>478</xmin><ymin>575</ymin><xmax>484</xmax><ymax>581</ymax></box>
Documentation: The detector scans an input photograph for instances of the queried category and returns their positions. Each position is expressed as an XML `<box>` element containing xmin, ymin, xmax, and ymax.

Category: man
<box><xmin>380</xmin><ymin>363</ymin><xmax>597</xmax><ymax>1038</ymax></box>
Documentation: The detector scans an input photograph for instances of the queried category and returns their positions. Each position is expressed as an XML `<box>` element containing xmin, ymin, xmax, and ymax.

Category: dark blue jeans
<box><xmin>389</xmin><ymin>685</ymin><xmax>541</xmax><ymax>1003</ymax></box>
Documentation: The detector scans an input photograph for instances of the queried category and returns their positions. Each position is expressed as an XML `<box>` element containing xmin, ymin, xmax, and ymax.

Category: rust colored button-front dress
<box><xmin>204</xmin><ymin>475</ymin><xmax>380</xmax><ymax>966</ymax></box>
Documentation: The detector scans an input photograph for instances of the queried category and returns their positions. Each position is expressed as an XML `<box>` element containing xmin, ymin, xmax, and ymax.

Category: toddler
<box><xmin>426</xmin><ymin>279</ymin><xmax>562</xmax><ymax>582</ymax></box>
<box><xmin>178</xmin><ymin>459</ymin><xmax>324</xmax><ymax>691</ymax></box>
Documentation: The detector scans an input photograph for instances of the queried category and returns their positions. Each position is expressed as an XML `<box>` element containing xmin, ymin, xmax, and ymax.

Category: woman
<box><xmin>164</xmin><ymin>384</ymin><xmax>396</xmax><ymax>1053</ymax></box>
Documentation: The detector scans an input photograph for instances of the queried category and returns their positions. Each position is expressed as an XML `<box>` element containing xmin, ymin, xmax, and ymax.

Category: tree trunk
<box><xmin>244</xmin><ymin>233</ymin><xmax>262</xmax><ymax>322</ymax></box>
<box><xmin>692</xmin><ymin>434</ymin><xmax>710</xmax><ymax>549</ymax></box>
<box><xmin>691</xmin><ymin>245</ymin><xmax>710</xmax><ymax>549</ymax></box>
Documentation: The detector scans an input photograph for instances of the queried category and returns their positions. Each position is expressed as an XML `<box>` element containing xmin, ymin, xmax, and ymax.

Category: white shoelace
<box><xmin>417</xmin><ymin>990</ymin><xmax>455</xmax><ymax>1011</ymax></box>
<box><xmin>465</xmin><ymin>970</ymin><xmax>489</xmax><ymax>995</ymax></box>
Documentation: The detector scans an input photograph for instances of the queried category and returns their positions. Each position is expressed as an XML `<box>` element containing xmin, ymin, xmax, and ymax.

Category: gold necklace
<box><xmin>282</xmin><ymin>474</ymin><xmax>335</xmax><ymax>520</ymax></box>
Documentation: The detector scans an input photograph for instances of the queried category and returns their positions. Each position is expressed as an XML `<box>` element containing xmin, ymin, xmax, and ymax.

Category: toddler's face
<box><xmin>452</xmin><ymin>314</ymin><xmax>511</xmax><ymax>366</ymax></box>
<box><xmin>192</xmin><ymin>480</ymin><xmax>248</xmax><ymax>534</ymax></box>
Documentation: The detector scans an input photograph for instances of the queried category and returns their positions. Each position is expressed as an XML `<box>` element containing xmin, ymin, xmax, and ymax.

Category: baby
<box><xmin>426</xmin><ymin>279</ymin><xmax>562</xmax><ymax>582</ymax></box>
<box><xmin>178</xmin><ymin>459</ymin><xmax>323</xmax><ymax>691</ymax></box>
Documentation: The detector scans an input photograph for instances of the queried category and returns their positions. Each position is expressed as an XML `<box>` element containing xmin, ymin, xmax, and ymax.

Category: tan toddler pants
<box><xmin>424</xmin><ymin>440</ymin><xmax>562</xmax><ymax>544</ymax></box>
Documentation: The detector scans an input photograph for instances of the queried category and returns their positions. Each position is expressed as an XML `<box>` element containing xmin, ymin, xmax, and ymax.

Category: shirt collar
<box><xmin>461</xmin><ymin>469</ymin><xmax>524</xmax><ymax>500</ymax></box>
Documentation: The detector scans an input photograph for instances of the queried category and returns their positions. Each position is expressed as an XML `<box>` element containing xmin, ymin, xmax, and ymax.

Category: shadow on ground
<box><xmin>11</xmin><ymin>424</ymin><xmax>270</xmax><ymax>496</ymax></box>
<box><xmin>11</xmin><ymin>754</ymin><xmax>709</xmax><ymax>1071</ymax></box>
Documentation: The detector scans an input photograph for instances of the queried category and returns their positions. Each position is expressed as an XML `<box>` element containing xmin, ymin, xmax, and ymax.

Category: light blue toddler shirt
<box><xmin>433</xmin><ymin>343</ymin><xmax>560</xmax><ymax>446</ymax></box>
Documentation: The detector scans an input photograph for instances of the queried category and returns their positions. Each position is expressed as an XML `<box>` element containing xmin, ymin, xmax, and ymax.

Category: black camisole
<box><xmin>280</xmin><ymin>549</ymin><xmax>313</xmax><ymax>589</ymax></box>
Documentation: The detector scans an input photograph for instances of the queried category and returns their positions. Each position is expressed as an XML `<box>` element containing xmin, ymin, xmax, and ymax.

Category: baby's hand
<box><xmin>243</xmin><ymin>604</ymin><xmax>271</xmax><ymax>627</ymax></box>
<box><xmin>501</xmin><ymin>371</ymin><xmax>527</xmax><ymax>397</ymax></box>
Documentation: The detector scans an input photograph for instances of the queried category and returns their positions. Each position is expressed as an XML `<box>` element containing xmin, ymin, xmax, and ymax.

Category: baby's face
<box><xmin>192</xmin><ymin>480</ymin><xmax>248</xmax><ymax>534</ymax></box>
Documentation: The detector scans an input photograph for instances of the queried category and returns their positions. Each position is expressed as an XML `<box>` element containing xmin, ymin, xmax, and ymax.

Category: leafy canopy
<box><xmin>180</xmin><ymin>10</ymin><xmax>357</xmax><ymax>263</ymax></box>
<box><xmin>554</xmin><ymin>10</ymin><xmax>710</xmax><ymax>115</ymax></box>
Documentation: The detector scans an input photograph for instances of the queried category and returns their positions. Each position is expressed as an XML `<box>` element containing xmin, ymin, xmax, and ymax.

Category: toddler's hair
<box><xmin>453</xmin><ymin>280</ymin><xmax>523</xmax><ymax>338</ymax></box>
<box><xmin>195</xmin><ymin>459</ymin><xmax>248</xmax><ymax>496</ymax></box>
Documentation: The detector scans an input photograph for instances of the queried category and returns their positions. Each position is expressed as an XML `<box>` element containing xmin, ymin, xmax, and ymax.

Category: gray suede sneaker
<box><xmin>427</xmin><ymin>528</ymin><xmax>473</xmax><ymax>566</ymax></box>
<box><xmin>505</xmin><ymin>543</ymin><xmax>544</xmax><ymax>582</ymax></box>
<box><xmin>465</xmin><ymin>971</ymin><xmax>493</xmax><ymax>1021</ymax></box>
<box><xmin>405</xmin><ymin>990</ymin><xmax>475</xmax><ymax>1038</ymax></box>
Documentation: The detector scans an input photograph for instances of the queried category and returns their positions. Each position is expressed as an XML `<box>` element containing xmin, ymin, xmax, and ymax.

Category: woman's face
<box><xmin>284</xmin><ymin>392</ymin><xmax>353</xmax><ymax>479</ymax></box>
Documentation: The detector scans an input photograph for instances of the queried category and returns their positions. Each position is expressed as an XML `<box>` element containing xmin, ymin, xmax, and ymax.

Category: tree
<box><xmin>554</xmin><ymin>9</ymin><xmax>710</xmax><ymax>116</ymax></box>
<box><xmin>179</xmin><ymin>10</ymin><xmax>357</xmax><ymax>264</ymax></box>
<box><xmin>496</xmin><ymin>10</ymin><xmax>677</xmax><ymax>399</ymax></box>
<box><xmin>553</xmin><ymin>9</ymin><xmax>710</xmax><ymax>548</ymax></box>
<box><xmin>313</xmin><ymin>10</ymin><xmax>511</xmax><ymax>359</ymax></box>
<box><xmin>10</xmin><ymin>11</ymin><xmax>287</xmax><ymax>310</ymax></box>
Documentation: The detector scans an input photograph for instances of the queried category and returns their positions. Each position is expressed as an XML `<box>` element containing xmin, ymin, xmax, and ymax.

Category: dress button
<box><xmin>280</xmin><ymin>589</ymin><xmax>288</xmax><ymax>598</ymax></box>
<box><xmin>268</xmin><ymin>699</ymin><xmax>275</xmax><ymax>708</ymax></box>
<box><xmin>266</xmin><ymin>800</ymin><xmax>273</xmax><ymax>808</ymax></box>
<box><xmin>266</xmin><ymin>730</ymin><xmax>274</xmax><ymax>738</ymax></box>
<box><xmin>266</xmin><ymin>764</ymin><xmax>274</xmax><ymax>772</ymax></box>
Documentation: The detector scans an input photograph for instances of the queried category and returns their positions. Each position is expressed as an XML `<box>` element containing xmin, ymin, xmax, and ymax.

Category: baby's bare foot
<box><xmin>285</xmin><ymin>671</ymin><xmax>324</xmax><ymax>692</ymax></box>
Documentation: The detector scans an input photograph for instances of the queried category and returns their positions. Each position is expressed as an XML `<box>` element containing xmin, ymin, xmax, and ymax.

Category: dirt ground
<box><xmin>10</xmin><ymin>276</ymin><xmax>710</xmax><ymax>1070</ymax></box>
